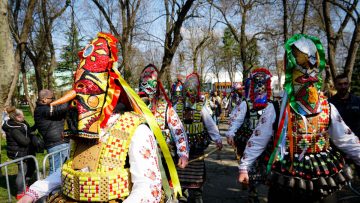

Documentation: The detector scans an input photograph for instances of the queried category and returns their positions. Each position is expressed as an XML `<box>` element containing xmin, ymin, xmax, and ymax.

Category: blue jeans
<box><xmin>47</xmin><ymin>143</ymin><xmax>69</xmax><ymax>175</ymax></box>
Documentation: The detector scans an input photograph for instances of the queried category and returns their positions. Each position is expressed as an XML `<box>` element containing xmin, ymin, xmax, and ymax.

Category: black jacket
<box><xmin>329</xmin><ymin>93</ymin><xmax>360</xmax><ymax>136</ymax></box>
<box><xmin>2</xmin><ymin>119</ymin><xmax>35</xmax><ymax>159</ymax></box>
<box><xmin>33</xmin><ymin>102</ymin><xmax>69</xmax><ymax>149</ymax></box>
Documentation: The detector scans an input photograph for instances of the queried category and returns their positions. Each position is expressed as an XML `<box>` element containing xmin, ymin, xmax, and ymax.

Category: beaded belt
<box><xmin>61</xmin><ymin>160</ymin><xmax>131</xmax><ymax>202</ymax></box>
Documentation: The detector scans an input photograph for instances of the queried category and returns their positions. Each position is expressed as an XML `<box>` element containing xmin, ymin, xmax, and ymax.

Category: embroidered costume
<box><xmin>239</xmin><ymin>34</ymin><xmax>360</xmax><ymax>202</ymax></box>
<box><xmin>174</xmin><ymin>73</ymin><xmax>222</xmax><ymax>202</ymax></box>
<box><xmin>171</xmin><ymin>77</ymin><xmax>184</xmax><ymax>106</ymax></box>
<box><xmin>24</xmin><ymin>33</ymin><xmax>181</xmax><ymax>203</ymax></box>
<box><xmin>226</xmin><ymin>68</ymin><xmax>272</xmax><ymax>202</ymax></box>
<box><xmin>138</xmin><ymin>64</ymin><xmax>189</xmax><ymax>159</ymax></box>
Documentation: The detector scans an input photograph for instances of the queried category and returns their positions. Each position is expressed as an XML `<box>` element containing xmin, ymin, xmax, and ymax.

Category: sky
<box><xmin>50</xmin><ymin>0</ymin><xmax>358</xmax><ymax>82</ymax></box>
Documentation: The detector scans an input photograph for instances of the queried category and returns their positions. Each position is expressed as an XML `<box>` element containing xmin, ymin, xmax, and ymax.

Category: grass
<box><xmin>0</xmin><ymin>106</ymin><xmax>49</xmax><ymax>202</ymax></box>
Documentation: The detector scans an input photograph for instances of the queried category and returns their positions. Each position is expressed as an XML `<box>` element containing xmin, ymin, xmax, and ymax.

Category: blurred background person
<box><xmin>2</xmin><ymin>107</ymin><xmax>36</xmax><ymax>200</ymax></box>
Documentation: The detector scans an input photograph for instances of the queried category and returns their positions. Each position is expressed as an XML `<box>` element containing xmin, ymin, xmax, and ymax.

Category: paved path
<box><xmin>203</xmin><ymin>120</ymin><xmax>268</xmax><ymax>203</ymax></box>
<box><xmin>202</xmin><ymin>119</ymin><xmax>360</xmax><ymax>203</ymax></box>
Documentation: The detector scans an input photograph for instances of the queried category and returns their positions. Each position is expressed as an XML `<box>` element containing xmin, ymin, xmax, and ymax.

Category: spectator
<box><xmin>329</xmin><ymin>73</ymin><xmax>360</xmax><ymax>136</ymax></box>
<box><xmin>221</xmin><ymin>92</ymin><xmax>229</xmax><ymax>120</ymax></box>
<box><xmin>329</xmin><ymin>73</ymin><xmax>360</xmax><ymax>176</ymax></box>
<box><xmin>209</xmin><ymin>91</ymin><xmax>221</xmax><ymax>125</ymax></box>
<box><xmin>33</xmin><ymin>89</ymin><xmax>69</xmax><ymax>174</ymax></box>
<box><xmin>2</xmin><ymin>107</ymin><xmax>36</xmax><ymax>200</ymax></box>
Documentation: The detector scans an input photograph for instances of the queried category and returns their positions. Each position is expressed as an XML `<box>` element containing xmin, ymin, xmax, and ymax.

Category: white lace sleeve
<box><xmin>201</xmin><ymin>106</ymin><xmax>222</xmax><ymax>143</ymax></box>
<box><xmin>166</xmin><ymin>105</ymin><xmax>189</xmax><ymax>158</ymax></box>
<box><xmin>226</xmin><ymin>101</ymin><xmax>247</xmax><ymax>137</ymax></box>
<box><xmin>239</xmin><ymin>103</ymin><xmax>276</xmax><ymax>171</ymax></box>
<box><xmin>124</xmin><ymin>124</ymin><xmax>162</xmax><ymax>203</ymax></box>
<box><xmin>329</xmin><ymin>103</ymin><xmax>360</xmax><ymax>166</ymax></box>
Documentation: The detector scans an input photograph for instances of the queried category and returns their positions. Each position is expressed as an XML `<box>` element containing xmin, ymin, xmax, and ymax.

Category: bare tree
<box><xmin>301</xmin><ymin>0</ymin><xmax>309</xmax><ymax>34</ymax></box>
<box><xmin>209</xmin><ymin>0</ymin><xmax>275</xmax><ymax>77</ymax></box>
<box><xmin>322</xmin><ymin>0</ymin><xmax>359</xmax><ymax>83</ymax></box>
<box><xmin>7</xmin><ymin>0</ymin><xmax>37</xmax><ymax>106</ymax></box>
<box><xmin>160</xmin><ymin>0</ymin><xmax>196</xmax><ymax>88</ymax></box>
<box><xmin>283</xmin><ymin>0</ymin><xmax>288</xmax><ymax>41</ymax></box>
<box><xmin>92</xmin><ymin>0</ymin><xmax>142</xmax><ymax>81</ymax></box>
<box><xmin>40</xmin><ymin>0</ymin><xmax>69</xmax><ymax>90</ymax></box>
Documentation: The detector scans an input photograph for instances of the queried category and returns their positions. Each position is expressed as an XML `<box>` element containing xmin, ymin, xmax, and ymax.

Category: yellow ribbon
<box><xmin>116</xmin><ymin>71</ymin><xmax>182</xmax><ymax>198</ymax></box>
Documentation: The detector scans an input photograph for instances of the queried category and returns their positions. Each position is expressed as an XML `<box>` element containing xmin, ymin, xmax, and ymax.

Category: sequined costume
<box><xmin>239</xmin><ymin>34</ymin><xmax>360</xmax><ymax>202</ymax></box>
<box><xmin>174</xmin><ymin>73</ymin><xmax>222</xmax><ymax>202</ymax></box>
<box><xmin>226</xmin><ymin>68</ymin><xmax>272</xmax><ymax>202</ymax></box>
<box><xmin>138</xmin><ymin>64</ymin><xmax>189</xmax><ymax>159</ymax></box>
<box><xmin>23</xmin><ymin>33</ymin><xmax>181</xmax><ymax>203</ymax></box>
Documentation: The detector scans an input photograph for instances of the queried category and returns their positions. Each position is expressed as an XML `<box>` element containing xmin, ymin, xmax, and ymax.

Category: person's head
<box><xmin>334</xmin><ymin>73</ymin><xmax>349</xmax><ymax>97</ymax></box>
<box><xmin>6</xmin><ymin>107</ymin><xmax>24</xmax><ymax>122</ymax></box>
<box><xmin>38</xmin><ymin>89</ymin><xmax>54</xmax><ymax>105</ymax></box>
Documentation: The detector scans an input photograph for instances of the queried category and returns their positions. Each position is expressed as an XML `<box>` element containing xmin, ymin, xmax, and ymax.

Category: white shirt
<box><xmin>239</xmin><ymin>103</ymin><xmax>360</xmax><ymax>171</ymax></box>
<box><xmin>26</xmin><ymin>124</ymin><xmax>162</xmax><ymax>203</ymax></box>
<box><xmin>226</xmin><ymin>100</ymin><xmax>248</xmax><ymax>138</ymax></box>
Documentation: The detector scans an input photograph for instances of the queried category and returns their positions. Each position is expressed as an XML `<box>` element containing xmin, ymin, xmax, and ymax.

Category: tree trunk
<box><xmin>344</xmin><ymin>19</ymin><xmax>360</xmax><ymax>84</ymax></box>
<box><xmin>0</xmin><ymin>1</ymin><xmax>15</xmax><ymax>110</ymax></box>
<box><xmin>323</xmin><ymin>0</ymin><xmax>337</xmax><ymax>82</ymax></box>
<box><xmin>240</xmin><ymin>8</ymin><xmax>247</xmax><ymax>76</ymax></box>
<box><xmin>301</xmin><ymin>0</ymin><xmax>309</xmax><ymax>34</ymax></box>
<box><xmin>283</xmin><ymin>0</ymin><xmax>288</xmax><ymax>42</ymax></box>
<box><xmin>21</xmin><ymin>64</ymin><xmax>34</xmax><ymax>114</ymax></box>
<box><xmin>159</xmin><ymin>0</ymin><xmax>195</xmax><ymax>79</ymax></box>
<box><xmin>6</xmin><ymin>0</ymin><xmax>36</xmax><ymax>106</ymax></box>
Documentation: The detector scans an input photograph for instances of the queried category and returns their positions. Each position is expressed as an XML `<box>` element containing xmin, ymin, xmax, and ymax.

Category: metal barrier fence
<box><xmin>42</xmin><ymin>146</ymin><xmax>70</xmax><ymax>177</ymax></box>
<box><xmin>0</xmin><ymin>155</ymin><xmax>40</xmax><ymax>202</ymax></box>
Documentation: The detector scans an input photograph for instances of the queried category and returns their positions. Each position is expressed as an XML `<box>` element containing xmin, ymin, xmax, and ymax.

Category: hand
<box><xmin>238</xmin><ymin>171</ymin><xmax>249</xmax><ymax>185</ymax></box>
<box><xmin>177</xmin><ymin>156</ymin><xmax>188</xmax><ymax>168</ymax></box>
<box><xmin>17</xmin><ymin>194</ymin><xmax>34</xmax><ymax>203</ymax></box>
<box><xmin>216</xmin><ymin>141</ymin><xmax>223</xmax><ymax>150</ymax></box>
<box><xmin>227</xmin><ymin>137</ymin><xmax>234</xmax><ymax>146</ymax></box>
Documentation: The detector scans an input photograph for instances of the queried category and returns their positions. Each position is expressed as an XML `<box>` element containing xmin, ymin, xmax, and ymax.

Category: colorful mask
<box><xmin>51</xmin><ymin>33</ymin><xmax>121</xmax><ymax>138</ymax></box>
<box><xmin>139</xmin><ymin>64</ymin><xmax>159</xmax><ymax>102</ymax></box>
<box><xmin>171</xmin><ymin>79</ymin><xmax>184</xmax><ymax>105</ymax></box>
<box><xmin>138</xmin><ymin>64</ymin><xmax>171</xmax><ymax>110</ymax></box>
<box><xmin>284</xmin><ymin>34</ymin><xmax>325</xmax><ymax>116</ymax></box>
<box><xmin>183</xmin><ymin>73</ymin><xmax>200</xmax><ymax>109</ymax></box>
<box><xmin>249</xmin><ymin>68</ymin><xmax>272</xmax><ymax>110</ymax></box>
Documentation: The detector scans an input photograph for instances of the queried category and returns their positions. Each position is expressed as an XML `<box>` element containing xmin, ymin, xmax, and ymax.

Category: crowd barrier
<box><xmin>0</xmin><ymin>155</ymin><xmax>40</xmax><ymax>202</ymax></box>
<box><xmin>0</xmin><ymin>146</ymin><xmax>69</xmax><ymax>202</ymax></box>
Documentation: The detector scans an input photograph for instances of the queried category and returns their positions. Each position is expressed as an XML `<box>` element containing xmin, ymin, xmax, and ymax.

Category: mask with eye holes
<box><xmin>138</xmin><ymin>64</ymin><xmax>159</xmax><ymax>105</ymax></box>
<box><xmin>51</xmin><ymin>33</ymin><xmax>122</xmax><ymax>138</ymax></box>
<box><xmin>284</xmin><ymin>34</ymin><xmax>326</xmax><ymax>116</ymax></box>
<box><xmin>248</xmin><ymin>68</ymin><xmax>272</xmax><ymax>110</ymax></box>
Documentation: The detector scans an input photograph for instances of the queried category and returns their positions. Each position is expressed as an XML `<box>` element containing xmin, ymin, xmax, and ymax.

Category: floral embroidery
<box><xmin>140</xmin><ymin>147</ymin><xmax>151</xmax><ymax>159</ymax></box>
<box><xmin>151</xmin><ymin>185</ymin><xmax>161</xmax><ymax>198</ymax></box>
<box><xmin>145</xmin><ymin>169</ymin><xmax>157</xmax><ymax>180</ymax></box>
<box><xmin>166</xmin><ymin>105</ymin><xmax>189</xmax><ymax>158</ymax></box>
<box><xmin>25</xmin><ymin>188</ymin><xmax>40</xmax><ymax>201</ymax></box>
